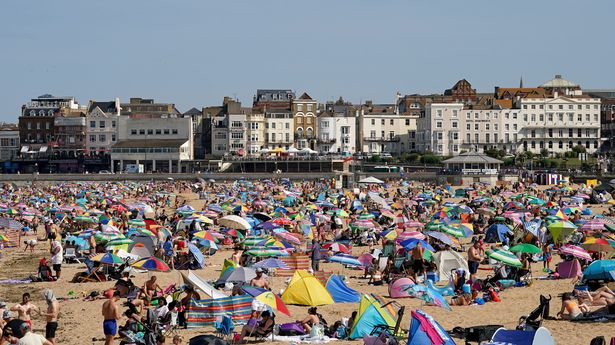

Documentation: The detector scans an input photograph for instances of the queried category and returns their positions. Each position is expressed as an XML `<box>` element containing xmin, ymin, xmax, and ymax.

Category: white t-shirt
<box><xmin>51</xmin><ymin>240</ymin><xmax>63</xmax><ymax>265</ymax></box>
<box><xmin>17</xmin><ymin>332</ymin><xmax>47</xmax><ymax>345</ymax></box>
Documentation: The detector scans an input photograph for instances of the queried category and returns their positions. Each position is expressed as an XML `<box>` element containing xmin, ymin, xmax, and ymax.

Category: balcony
<box><xmin>363</xmin><ymin>136</ymin><xmax>400</xmax><ymax>142</ymax></box>
<box><xmin>317</xmin><ymin>138</ymin><xmax>336</xmax><ymax>144</ymax></box>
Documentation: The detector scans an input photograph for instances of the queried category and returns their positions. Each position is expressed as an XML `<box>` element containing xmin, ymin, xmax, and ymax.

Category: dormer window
<box><xmin>39</xmin><ymin>110</ymin><xmax>45</xmax><ymax>116</ymax></box>
<box><xmin>48</xmin><ymin>110</ymin><xmax>53</xmax><ymax>116</ymax></box>
<box><xmin>29</xmin><ymin>110</ymin><xmax>35</xmax><ymax>116</ymax></box>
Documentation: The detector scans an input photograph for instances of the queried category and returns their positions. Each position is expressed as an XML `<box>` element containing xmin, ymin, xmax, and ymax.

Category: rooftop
<box><xmin>113</xmin><ymin>139</ymin><xmax>188</xmax><ymax>148</ymax></box>
<box><xmin>443</xmin><ymin>151</ymin><xmax>503</xmax><ymax>164</ymax></box>
<box><xmin>540</xmin><ymin>74</ymin><xmax>579</xmax><ymax>88</ymax></box>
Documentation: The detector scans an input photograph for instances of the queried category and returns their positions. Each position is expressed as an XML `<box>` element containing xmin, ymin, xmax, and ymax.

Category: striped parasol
<box><xmin>559</xmin><ymin>244</ymin><xmax>592</xmax><ymax>261</ymax></box>
<box><xmin>328</xmin><ymin>253</ymin><xmax>363</xmax><ymax>267</ymax></box>
<box><xmin>486</xmin><ymin>248</ymin><xmax>522</xmax><ymax>268</ymax></box>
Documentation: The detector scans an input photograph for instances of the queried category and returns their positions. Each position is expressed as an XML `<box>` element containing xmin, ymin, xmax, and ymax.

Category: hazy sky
<box><xmin>1</xmin><ymin>0</ymin><xmax>614</xmax><ymax>121</ymax></box>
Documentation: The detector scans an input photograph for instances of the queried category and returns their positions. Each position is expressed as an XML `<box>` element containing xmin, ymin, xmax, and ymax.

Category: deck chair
<box><xmin>74</xmin><ymin>259</ymin><xmax>104</xmax><ymax>282</ymax></box>
<box><xmin>517</xmin><ymin>295</ymin><xmax>551</xmax><ymax>331</ymax></box>
<box><xmin>63</xmin><ymin>247</ymin><xmax>77</xmax><ymax>263</ymax></box>
<box><xmin>370</xmin><ymin>306</ymin><xmax>408</xmax><ymax>345</ymax></box>
<box><xmin>163</xmin><ymin>311</ymin><xmax>179</xmax><ymax>337</ymax></box>
<box><xmin>214</xmin><ymin>314</ymin><xmax>235</xmax><ymax>341</ymax></box>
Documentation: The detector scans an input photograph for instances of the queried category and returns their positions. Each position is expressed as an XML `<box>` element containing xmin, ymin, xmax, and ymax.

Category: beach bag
<box><xmin>590</xmin><ymin>336</ymin><xmax>605</xmax><ymax>345</ymax></box>
<box><xmin>309</xmin><ymin>324</ymin><xmax>325</xmax><ymax>338</ymax></box>
<box><xmin>278</xmin><ymin>322</ymin><xmax>305</xmax><ymax>336</ymax></box>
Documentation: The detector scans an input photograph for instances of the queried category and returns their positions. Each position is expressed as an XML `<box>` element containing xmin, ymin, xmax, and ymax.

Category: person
<box><xmin>249</xmin><ymin>268</ymin><xmax>270</xmax><ymax>290</ymax></box>
<box><xmin>141</xmin><ymin>276</ymin><xmax>162</xmax><ymax>303</ymax></box>
<box><xmin>15</xmin><ymin>322</ymin><xmax>52</xmax><ymax>345</ymax></box>
<box><xmin>162</xmin><ymin>237</ymin><xmax>174</xmax><ymax>270</ymax></box>
<box><xmin>411</xmin><ymin>242</ymin><xmax>426</xmax><ymax>282</ymax></box>
<box><xmin>171</xmin><ymin>335</ymin><xmax>183</xmax><ymax>345</ymax></box>
<box><xmin>297</xmin><ymin>307</ymin><xmax>320</xmax><ymax>333</ymax></box>
<box><xmin>467</xmin><ymin>239</ymin><xmax>482</xmax><ymax>282</ymax></box>
<box><xmin>310</xmin><ymin>239</ymin><xmax>321</xmax><ymax>272</ymax></box>
<box><xmin>231</xmin><ymin>245</ymin><xmax>242</xmax><ymax>266</ymax></box>
<box><xmin>0</xmin><ymin>300</ymin><xmax>6</xmax><ymax>330</ymax></box>
<box><xmin>238</xmin><ymin>310</ymin><xmax>274</xmax><ymax>343</ymax></box>
<box><xmin>557</xmin><ymin>292</ymin><xmax>589</xmax><ymax>320</ymax></box>
<box><xmin>179</xmin><ymin>286</ymin><xmax>200</xmax><ymax>328</ymax></box>
<box><xmin>49</xmin><ymin>234</ymin><xmax>63</xmax><ymax>280</ymax></box>
<box><xmin>10</xmin><ymin>293</ymin><xmax>40</xmax><ymax>330</ymax></box>
<box><xmin>41</xmin><ymin>290</ymin><xmax>59</xmax><ymax>345</ymax></box>
<box><xmin>541</xmin><ymin>242</ymin><xmax>551</xmax><ymax>272</ymax></box>
<box><xmin>101</xmin><ymin>290</ymin><xmax>122</xmax><ymax>345</ymax></box>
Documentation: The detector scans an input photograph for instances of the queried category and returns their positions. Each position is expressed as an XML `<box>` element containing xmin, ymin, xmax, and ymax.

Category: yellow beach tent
<box><xmin>281</xmin><ymin>270</ymin><xmax>334</xmax><ymax>306</ymax></box>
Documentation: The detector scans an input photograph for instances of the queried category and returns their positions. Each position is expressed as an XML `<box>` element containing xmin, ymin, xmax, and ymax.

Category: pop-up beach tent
<box><xmin>432</xmin><ymin>250</ymin><xmax>468</xmax><ymax>282</ymax></box>
<box><xmin>325</xmin><ymin>274</ymin><xmax>360</xmax><ymax>303</ymax></box>
<box><xmin>484</xmin><ymin>327</ymin><xmax>555</xmax><ymax>345</ymax></box>
<box><xmin>349</xmin><ymin>294</ymin><xmax>399</xmax><ymax>339</ymax></box>
<box><xmin>407</xmin><ymin>309</ymin><xmax>455</xmax><ymax>345</ymax></box>
<box><xmin>281</xmin><ymin>270</ymin><xmax>334</xmax><ymax>306</ymax></box>
<box><xmin>388</xmin><ymin>277</ymin><xmax>415</xmax><ymax>298</ymax></box>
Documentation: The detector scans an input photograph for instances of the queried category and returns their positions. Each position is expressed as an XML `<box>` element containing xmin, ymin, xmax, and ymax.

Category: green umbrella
<box><xmin>509</xmin><ymin>243</ymin><xmax>541</xmax><ymax>254</ymax></box>
<box><xmin>486</xmin><ymin>248</ymin><xmax>522</xmax><ymax>268</ymax></box>
<box><xmin>106</xmin><ymin>238</ymin><xmax>134</xmax><ymax>246</ymax></box>
<box><xmin>548</xmin><ymin>220</ymin><xmax>577</xmax><ymax>241</ymax></box>
<box><xmin>73</xmin><ymin>216</ymin><xmax>96</xmax><ymax>223</ymax></box>
<box><xmin>128</xmin><ymin>219</ymin><xmax>146</xmax><ymax>227</ymax></box>
<box><xmin>604</xmin><ymin>224</ymin><xmax>615</xmax><ymax>233</ymax></box>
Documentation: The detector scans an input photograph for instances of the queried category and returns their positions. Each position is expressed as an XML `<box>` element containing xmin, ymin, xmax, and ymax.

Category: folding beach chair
<box><xmin>78</xmin><ymin>259</ymin><xmax>104</xmax><ymax>282</ymax></box>
<box><xmin>214</xmin><ymin>314</ymin><xmax>235</xmax><ymax>342</ymax></box>
<box><xmin>370</xmin><ymin>306</ymin><xmax>408</xmax><ymax>345</ymax></box>
<box><xmin>163</xmin><ymin>311</ymin><xmax>179</xmax><ymax>337</ymax></box>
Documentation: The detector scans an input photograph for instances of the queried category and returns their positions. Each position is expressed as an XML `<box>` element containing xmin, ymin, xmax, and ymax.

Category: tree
<box><xmin>572</xmin><ymin>145</ymin><xmax>586</xmax><ymax>154</ymax></box>
<box><xmin>540</xmin><ymin>149</ymin><xmax>549</xmax><ymax>158</ymax></box>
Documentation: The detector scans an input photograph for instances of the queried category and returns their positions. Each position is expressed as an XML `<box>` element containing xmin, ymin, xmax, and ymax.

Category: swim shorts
<box><xmin>103</xmin><ymin>319</ymin><xmax>117</xmax><ymax>336</ymax></box>
<box><xmin>46</xmin><ymin>321</ymin><xmax>58</xmax><ymax>339</ymax></box>
<box><xmin>468</xmin><ymin>261</ymin><xmax>479</xmax><ymax>274</ymax></box>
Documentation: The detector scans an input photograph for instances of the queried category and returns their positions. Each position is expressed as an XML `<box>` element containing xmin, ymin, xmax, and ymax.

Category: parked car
<box><xmin>380</xmin><ymin>152</ymin><xmax>393</xmax><ymax>159</ymax></box>
<box><xmin>98</xmin><ymin>170</ymin><xmax>113</xmax><ymax>174</ymax></box>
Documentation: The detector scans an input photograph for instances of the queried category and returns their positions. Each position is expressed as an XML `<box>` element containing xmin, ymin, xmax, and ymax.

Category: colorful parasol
<box><xmin>131</xmin><ymin>256</ymin><xmax>171</xmax><ymax>272</ymax></box>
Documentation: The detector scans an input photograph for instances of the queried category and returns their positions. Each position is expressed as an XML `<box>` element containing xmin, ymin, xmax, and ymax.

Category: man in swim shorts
<box><xmin>101</xmin><ymin>290</ymin><xmax>121</xmax><ymax>345</ymax></box>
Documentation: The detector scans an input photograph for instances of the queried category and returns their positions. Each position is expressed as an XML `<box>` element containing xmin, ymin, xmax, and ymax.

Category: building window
<box><xmin>131</xmin><ymin>129</ymin><xmax>137</xmax><ymax>135</ymax></box>
<box><xmin>466</xmin><ymin>124</ymin><xmax>471</xmax><ymax>130</ymax></box>
<box><xmin>436</xmin><ymin>122</ymin><xmax>442</xmax><ymax>128</ymax></box>
<box><xmin>112</xmin><ymin>121</ymin><xmax>116</xmax><ymax>128</ymax></box>
<box><xmin>164</xmin><ymin>129</ymin><xmax>169</xmax><ymax>134</ymax></box>
<box><xmin>548</xmin><ymin>141</ymin><xmax>553</xmax><ymax>149</ymax></box>
<box><xmin>371</xmin><ymin>119</ymin><xmax>375</xmax><ymax>125</ymax></box>
<box><xmin>452</xmin><ymin>122</ymin><xmax>458</xmax><ymax>128</ymax></box>
<box><xmin>90</xmin><ymin>135</ymin><xmax>96</xmax><ymax>142</ymax></box>
<box><xmin>297</xmin><ymin>104</ymin><xmax>303</xmax><ymax>112</ymax></box>
<box><xmin>285</xmin><ymin>122</ymin><xmax>290</xmax><ymax>129</ymax></box>
<box><xmin>172</xmin><ymin>129</ymin><xmax>178</xmax><ymax>134</ymax></box>
<box><xmin>405</xmin><ymin>119</ymin><xmax>410</xmax><ymax>126</ymax></box>
<box><xmin>485</xmin><ymin>124</ymin><xmax>490</xmax><ymax>130</ymax></box>
<box><xmin>271</xmin><ymin>123</ymin><xmax>276</xmax><ymax>129</ymax></box>
<box><xmin>147</xmin><ymin>129</ymin><xmax>153</xmax><ymax>135</ymax></box>
<box><xmin>231</xmin><ymin>132</ymin><xmax>243</xmax><ymax>139</ymax></box>
<box><xmin>381</xmin><ymin>119</ymin><xmax>385</xmax><ymax>125</ymax></box>
<box><xmin>559</xmin><ymin>141</ymin><xmax>563</xmax><ymax>149</ymax></box>
<box><xmin>155</xmin><ymin>129</ymin><xmax>161</xmax><ymax>135</ymax></box>
<box><xmin>307</xmin><ymin>104</ymin><xmax>313</xmax><ymax>111</ymax></box>
<box><xmin>111</xmin><ymin>134</ymin><xmax>116</xmax><ymax>141</ymax></box>
<box><xmin>475</xmin><ymin>124</ymin><xmax>479</xmax><ymax>130</ymax></box>
<box><xmin>569</xmin><ymin>129</ymin><xmax>573</xmax><ymax>137</ymax></box>
<box><xmin>99</xmin><ymin>121</ymin><xmax>106</xmax><ymax>128</ymax></box>
<box><xmin>139</xmin><ymin>129</ymin><xmax>145</xmax><ymax>135</ymax></box>
<box><xmin>99</xmin><ymin>134</ymin><xmax>106</xmax><ymax>142</ymax></box>
<box><xmin>90</xmin><ymin>121</ymin><xmax>96</xmax><ymax>128</ymax></box>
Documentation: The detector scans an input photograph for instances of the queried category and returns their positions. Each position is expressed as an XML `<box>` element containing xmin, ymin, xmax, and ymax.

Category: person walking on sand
<box><xmin>49</xmin><ymin>233</ymin><xmax>63</xmax><ymax>281</ymax></box>
<box><xmin>10</xmin><ymin>293</ymin><xmax>40</xmax><ymax>330</ymax></box>
<box><xmin>467</xmin><ymin>239</ymin><xmax>483</xmax><ymax>282</ymax></box>
<box><xmin>41</xmin><ymin>289</ymin><xmax>59</xmax><ymax>345</ymax></box>
<box><xmin>310</xmin><ymin>239</ymin><xmax>321</xmax><ymax>272</ymax></box>
<box><xmin>101</xmin><ymin>291</ymin><xmax>122</xmax><ymax>345</ymax></box>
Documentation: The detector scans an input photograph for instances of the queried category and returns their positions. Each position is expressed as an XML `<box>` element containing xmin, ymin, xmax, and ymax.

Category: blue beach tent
<box><xmin>325</xmin><ymin>275</ymin><xmax>361</xmax><ymax>303</ymax></box>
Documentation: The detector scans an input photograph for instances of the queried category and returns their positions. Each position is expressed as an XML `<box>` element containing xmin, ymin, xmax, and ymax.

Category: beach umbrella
<box><xmin>193</xmin><ymin>230</ymin><xmax>217</xmax><ymax>243</ymax></box>
<box><xmin>486</xmin><ymin>249</ymin><xmax>522</xmax><ymax>268</ymax></box>
<box><xmin>241</xmin><ymin>286</ymin><xmax>290</xmax><ymax>316</ymax></box>
<box><xmin>106</xmin><ymin>238</ymin><xmax>134</xmax><ymax>246</ymax></box>
<box><xmin>582</xmin><ymin>238</ymin><xmax>615</xmax><ymax>252</ymax></box>
<box><xmin>217</xmin><ymin>267</ymin><xmax>259</xmax><ymax>284</ymax></box>
<box><xmin>252</xmin><ymin>258</ymin><xmax>290</xmax><ymax>269</ymax></box>
<box><xmin>322</xmin><ymin>242</ymin><xmax>350</xmax><ymax>254</ymax></box>
<box><xmin>582</xmin><ymin>260</ymin><xmax>615</xmax><ymax>281</ymax></box>
<box><xmin>0</xmin><ymin>217</ymin><xmax>24</xmax><ymax>230</ymax></box>
<box><xmin>274</xmin><ymin>231</ymin><xmax>301</xmax><ymax>245</ymax></box>
<box><xmin>547</xmin><ymin>221</ymin><xmax>577</xmax><ymax>241</ymax></box>
<box><xmin>424</xmin><ymin>231</ymin><xmax>454</xmax><ymax>246</ymax></box>
<box><xmin>509</xmin><ymin>243</ymin><xmax>541</xmax><ymax>254</ymax></box>
<box><xmin>358</xmin><ymin>253</ymin><xmax>376</xmax><ymax>267</ymax></box>
<box><xmin>0</xmin><ymin>233</ymin><xmax>8</xmax><ymax>242</ymax></box>
<box><xmin>559</xmin><ymin>245</ymin><xmax>592</xmax><ymax>261</ymax></box>
<box><xmin>476</xmin><ymin>207</ymin><xmax>496</xmax><ymax>216</ymax></box>
<box><xmin>91</xmin><ymin>252</ymin><xmax>124</xmax><ymax>265</ymax></box>
<box><xmin>94</xmin><ymin>232</ymin><xmax>123</xmax><ymax>243</ymax></box>
<box><xmin>400</xmin><ymin>238</ymin><xmax>435</xmax><ymax>252</ymax></box>
<box><xmin>131</xmin><ymin>257</ymin><xmax>171</xmax><ymax>272</ymax></box>
<box><xmin>407</xmin><ymin>285</ymin><xmax>452</xmax><ymax>311</ymax></box>
<box><xmin>226</xmin><ymin>229</ymin><xmax>244</xmax><ymax>239</ymax></box>
<box><xmin>187</xmin><ymin>243</ymin><xmax>205</xmax><ymax>268</ymax></box>
<box><xmin>397</xmin><ymin>231</ymin><xmax>426</xmax><ymax>242</ymax></box>
<box><xmin>218</xmin><ymin>215</ymin><xmax>251</xmax><ymax>230</ymax></box>
<box><xmin>128</xmin><ymin>219</ymin><xmax>146</xmax><ymax>227</ymax></box>
<box><xmin>328</xmin><ymin>253</ymin><xmax>363</xmax><ymax>267</ymax></box>
<box><xmin>73</xmin><ymin>215</ymin><xmax>97</xmax><ymax>223</ymax></box>
<box><xmin>246</xmin><ymin>248</ymin><xmax>290</xmax><ymax>257</ymax></box>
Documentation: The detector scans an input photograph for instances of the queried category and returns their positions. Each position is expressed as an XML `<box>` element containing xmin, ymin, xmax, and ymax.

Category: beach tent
<box><xmin>407</xmin><ymin>309</ymin><xmax>455</xmax><ymax>345</ymax></box>
<box><xmin>359</xmin><ymin>176</ymin><xmax>385</xmax><ymax>184</ymax></box>
<box><xmin>388</xmin><ymin>278</ymin><xmax>415</xmax><ymax>298</ymax></box>
<box><xmin>325</xmin><ymin>274</ymin><xmax>360</xmax><ymax>303</ymax></box>
<box><xmin>219</xmin><ymin>259</ymin><xmax>237</xmax><ymax>280</ymax></box>
<box><xmin>485</xmin><ymin>224</ymin><xmax>512</xmax><ymax>243</ymax></box>
<box><xmin>432</xmin><ymin>250</ymin><xmax>469</xmax><ymax>282</ymax></box>
<box><xmin>484</xmin><ymin>327</ymin><xmax>555</xmax><ymax>345</ymax></box>
<box><xmin>128</xmin><ymin>235</ymin><xmax>155</xmax><ymax>258</ymax></box>
<box><xmin>182</xmin><ymin>270</ymin><xmax>228</xmax><ymax>299</ymax></box>
<box><xmin>557</xmin><ymin>259</ymin><xmax>582</xmax><ymax>279</ymax></box>
<box><xmin>349</xmin><ymin>294</ymin><xmax>399</xmax><ymax>339</ymax></box>
<box><xmin>281</xmin><ymin>270</ymin><xmax>334</xmax><ymax>306</ymax></box>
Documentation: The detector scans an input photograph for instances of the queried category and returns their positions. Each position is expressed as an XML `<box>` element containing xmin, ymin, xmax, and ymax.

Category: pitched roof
<box><xmin>183</xmin><ymin>107</ymin><xmax>202</xmax><ymax>116</ymax></box>
<box><xmin>443</xmin><ymin>151</ymin><xmax>503</xmax><ymax>164</ymax></box>
<box><xmin>298</xmin><ymin>92</ymin><xmax>313</xmax><ymax>100</ymax></box>
<box><xmin>88</xmin><ymin>101</ymin><xmax>117</xmax><ymax>114</ymax></box>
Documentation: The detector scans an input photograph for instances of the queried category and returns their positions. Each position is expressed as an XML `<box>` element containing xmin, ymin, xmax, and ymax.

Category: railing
<box><xmin>317</xmin><ymin>138</ymin><xmax>336</xmax><ymax>144</ymax></box>
<box><xmin>363</xmin><ymin>136</ymin><xmax>400</xmax><ymax>142</ymax></box>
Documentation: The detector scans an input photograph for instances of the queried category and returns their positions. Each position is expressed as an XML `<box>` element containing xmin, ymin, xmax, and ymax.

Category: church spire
<box><xmin>520</xmin><ymin>76</ymin><xmax>524</xmax><ymax>88</ymax></box>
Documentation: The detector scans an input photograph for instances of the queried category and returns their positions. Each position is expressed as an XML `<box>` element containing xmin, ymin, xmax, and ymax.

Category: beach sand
<box><xmin>1</xmin><ymin>189</ymin><xmax>612</xmax><ymax>345</ymax></box>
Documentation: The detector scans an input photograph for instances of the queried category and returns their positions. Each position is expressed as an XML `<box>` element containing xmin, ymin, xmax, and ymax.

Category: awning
<box><xmin>20</xmin><ymin>146</ymin><xmax>29</xmax><ymax>153</ymax></box>
<box><xmin>39</xmin><ymin>146</ymin><xmax>48</xmax><ymax>153</ymax></box>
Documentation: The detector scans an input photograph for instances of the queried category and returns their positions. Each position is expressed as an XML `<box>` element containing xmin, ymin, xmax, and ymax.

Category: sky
<box><xmin>1</xmin><ymin>0</ymin><xmax>614</xmax><ymax>121</ymax></box>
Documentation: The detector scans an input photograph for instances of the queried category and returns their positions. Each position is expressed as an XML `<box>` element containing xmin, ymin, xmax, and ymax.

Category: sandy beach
<box><xmin>0</xmin><ymin>186</ymin><xmax>613</xmax><ymax>345</ymax></box>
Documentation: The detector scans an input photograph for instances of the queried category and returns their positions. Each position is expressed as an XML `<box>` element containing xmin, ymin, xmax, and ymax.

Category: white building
<box><xmin>358</xmin><ymin>104</ymin><xmax>415</xmax><ymax>155</ymax></box>
<box><xmin>316</xmin><ymin>112</ymin><xmax>356</xmax><ymax>154</ymax></box>
<box><xmin>246</xmin><ymin>112</ymin><xmax>265</xmax><ymax>154</ymax></box>
<box><xmin>86</xmin><ymin>99</ymin><xmax>120</xmax><ymax>155</ymax></box>
<box><xmin>264</xmin><ymin>110</ymin><xmax>294</xmax><ymax>150</ymax></box>
<box><xmin>0</xmin><ymin>124</ymin><xmax>19</xmax><ymax>161</ymax></box>
<box><xmin>111</xmin><ymin>114</ymin><xmax>193</xmax><ymax>173</ymax></box>
<box><xmin>517</xmin><ymin>94</ymin><xmax>601</xmax><ymax>154</ymax></box>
